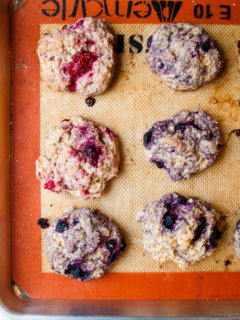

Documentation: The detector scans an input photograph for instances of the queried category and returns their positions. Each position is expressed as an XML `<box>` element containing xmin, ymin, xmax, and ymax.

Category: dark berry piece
<box><xmin>201</xmin><ymin>41</ymin><xmax>211</xmax><ymax>52</ymax></box>
<box><xmin>179</xmin><ymin>196</ymin><xmax>187</xmax><ymax>204</ymax></box>
<box><xmin>143</xmin><ymin>130</ymin><xmax>152</xmax><ymax>146</ymax></box>
<box><xmin>224</xmin><ymin>260</ymin><xmax>231</xmax><ymax>267</ymax></box>
<box><xmin>72</xmin><ymin>218</ymin><xmax>79</xmax><ymax>226</ymax></box>
<box><xmin>107</xmin><ymin>253</ymin><xmax>117</xmax><ymax>265</ymax></box>
<box><xmin>175</xmin><ymin>123</ymin><xmax>185</xmax><ymax>131</ymax></box>
<box><xmin>147</xmin><ymin>35</ymin><xmax>153</xmax><ymax>48</ymax></box>
<box><xmin>238</xmin><ymin>40</ymin><xmax>240</xmax><ymax>52</ymax></box>
<box><xmin>120</xmin><ymin>237</ymin><xmax>126</xmax><ymax>252</ymax></box>
<box><xmin>44</xmin><ymin>32</ymin><xmax>49</xmax><ymax>36</ymax></box>
<box><xmin>56</xmin><ymin>220</ymin><xmax>68</xmax><ymax>233</ymax></box>
<box><xmin>106</xmin><ymin>239</ymin><xmax>116</xmax><ymax>252</ymax></box>
<box><xmin>37</xmin><ymin>218</ymin><xmax>49</xmax><ymax>229</ymax></box>
<box><xmin>163</xmin><ymin>213</ymin><xmax>176</xmax><ymax>229</ymax></box>
<box><xmin>208</xmin><ymin>226</ymin><xmax>221</xmax><ymax>249</ymax></box>
<box><xmin>85</xmin><ymin>97</ymin><xmax>95</xmax><ymax>107</ymax></box>
<box><xmin>85</xmin><ymin>146</ymin><xmax>93</xmax><ymax>156</ymax></box>
<box><xmin>156</xmin><ymin>160</ymin><xmax>164</xmax><ymax>169</ymax></box>
<box><xmin>165</xmin><ymin>202</ymin><xmax>172</xmax><ymax>209</ymax></box>
<box><xmin>192</xmin><ymin>217</ymin><xmax>206</xmax><ymax>243</ymax></box>
<box><xmin>66</xmin><ymin>264</ymin><xmax>91</xmax><ymax>281</ymax></box>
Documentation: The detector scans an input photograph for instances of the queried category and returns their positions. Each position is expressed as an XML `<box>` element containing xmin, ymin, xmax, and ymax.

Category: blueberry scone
<box><xmin>233</xmin><ymin>219</ymin><xmax>240</xmax><ymax>257</ymax></box>
<box><xmin>143</xmin><ymin>110</ymin><xmax>221</xmax><ymax>181</ymax></box>
<box><xmin>237</xmin><ymin>40</ymin><xmax>240</xmax><ymax>72</ymax></box>
<box><xmin>36</xmin><ymin>116</ymin><xmax>120</xmax><ymax>199</ymax></box>
<box><xmin>146</xmin><ymin>23</ymin><xmax>224</xmax><ymax>91</ymax></box>
<box><xmin>44</xmin><ymin>208</ymin><xmax>126</xmax><ymax>281</ymax></box>
<box><xmin>37</xmin><ymin>17</ymin><xmax>116</xmax><ymax>96</ymax></box>
<box><xmin>137</xmin><ymin>193</ymin><xmax>224</xmax><ymax>268</ymax></box>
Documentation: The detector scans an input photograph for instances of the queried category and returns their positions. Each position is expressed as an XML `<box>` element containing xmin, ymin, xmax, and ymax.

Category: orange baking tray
<box><xmin>7</xmin><ymin>0</ymin><xmax>240</xmax><ymax>304</ymax></box>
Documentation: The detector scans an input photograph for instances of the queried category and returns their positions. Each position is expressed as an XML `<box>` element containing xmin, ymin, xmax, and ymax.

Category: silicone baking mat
<box><xmin>12</xmin><ymin>0</ymin><xmax>240</xmax><ymax>299</ymax></box>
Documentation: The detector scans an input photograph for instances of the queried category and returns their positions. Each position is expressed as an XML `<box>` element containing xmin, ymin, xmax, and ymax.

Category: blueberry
<box><xmin>37</xmin><ymin>218</ymin><xmax>49</xmax><ymax>229</ymax></box>
<box><xmin>56</xmin><ymin>220</ymin><xmax>68</xmax><ymax>233</ymax></box>
<box><xmin>179</xmin><ymin>196</ymin><xmax>187</xmax><ymax>204</ymax></box>
<box><xmin>147</xmin><ymin>35</ymin><xmax>153</xmax><ymax>48</ymax></box>
<box><xmin>156</xmin><ymin>160</ymin><xmax>164</xmax><ymax>169</ymax></box>
<box><xmin>237</xmin><ymin>40</ymin><xmax>240</xmax><ymax>52</ymax></box>
<box><xmin>107</xmin><ymin>253</ymin><xmax>117</xmax><ymax>264</ymax></box>
<box><xmin>201</xmin><ymin>41</ymin><xmax>211</xmax><ymax>52</ymax></box>
<box><xmin>224</xmin><ymin>260</ymin><xmax>231</xmax><ymax>267</ymax></box>
<box><xmin>72</xmin><ymin>218</ymin><xmax>79</xmax><ymax>226</ymax></box>
<box><xmin>143</xmin><ymin>130</ymin><xmax>152</xmax><ymax>146</ymax></box>
<box><xmin>192</xmin><ymin>217</ymin><xmax>206</xmax><ymax>243</ymax></box>
<box><xmin>165</xmin><ymin>202</ymin><xmax>172</xmax><ymax>209</ymax></box>
<box><xmin>85</xmin><ymin>146</ymin><xmax>93</xmax><ymax>156</ymax></box>
<box><xmin>120</xmin><ymin>238</ymin><xmax>126</xmax><ymax>252</ymax></box>
<box><xmin>208</xmin><ymin>226</ymin><xmax>221</xmax><ymax>249</ymax></box>
<box><xmin>175</xmin><ymin>123</ymin><xmax>185</xmax><ymax>131</ymax></box>
<box><xmin>106</xmin><ymin>239</ymin><xmax>116</xmax><ymax>252</ymax></box>
<box><xmin>66</xmin><ymin>265</ymin><xmax>91</xmax><ymax>281</ymax></box>
<box><xmin>85</xmin><ymin>97</ymin><xmax>95</xmax><ymax>107</ymax></box>
<box><xmin>163</xmin><ymin>213</ymin><xmax>176</xmax><ymax>229</ymax></box>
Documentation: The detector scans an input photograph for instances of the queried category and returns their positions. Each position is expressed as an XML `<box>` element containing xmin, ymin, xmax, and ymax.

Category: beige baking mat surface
<box><xmin>40</xmin><ymin>23</ymin><xmax>240</xmax><ymax>273</ymax></box>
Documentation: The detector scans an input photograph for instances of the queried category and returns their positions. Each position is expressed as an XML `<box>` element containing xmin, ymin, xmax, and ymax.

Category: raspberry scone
<box><xmin>143</xmin><ymin>110</ymin><xmax>221</xmax><ymax>181</ymax></box>
<box><xmin>36</xmin><ymin>116</ymin><xmax>120</xmax><ymax>199</ymax></box>
<box><xmin>37</xmin><ymin>17</ymin><xmax>116</xmax><ymax>96</ymax></box>
<box><xmin>45</xmin><ymin>208</ymin><xmax>126</xmax><ymax>281</ymax></box>
<box><xmin>137</xmin><ymin>193</ymin><xmax>224</xmax><ymax>268</ymax></box>
<box><xmin>146</xmin><ymin>23</ymin><xmax>224</xmax><ymax>91</ymax></box>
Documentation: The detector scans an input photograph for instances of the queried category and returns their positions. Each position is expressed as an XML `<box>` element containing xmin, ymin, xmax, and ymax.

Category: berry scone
<box><xmin>237</xmin><ymin>40</ymin><xmax>240</xmax><ymax>72</ymax></box>
<box><xmin>37</xmin><ymin>17</ymin><xmax>116</xmax><ymax>96</ymax></box>
<box><xmin>143</xmin><ymin>110</ymin><xmax>221</xmax><ymax>181</ymax></box>
<box><xmin>233</xmin><ymin>219</ymin><xmax>240</xmax><ymax>257</ymax></box>
<box><xmin>146</xmin><ymin>23</ymin><xmax>224</xmax><ymax>91</ymax></box>
<box><xmin>36</xmin><ymin>116</ymin><xmax>120</xmax><ymax>199</ymax></box>
<box><xmin>44</xmin><ymin>208</ymin><xmax>126</xmax><ymax>281</ymax></box>
<box><xmin>137</xmin><ymin>193</ymin><xmax>224</xmax><ymax>268</ymax></box>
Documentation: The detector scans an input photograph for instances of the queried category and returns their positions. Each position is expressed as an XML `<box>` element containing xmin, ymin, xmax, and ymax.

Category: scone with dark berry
<box><xmin>37</xmin><ymin>17</ymin><xmax>116</xmax><ymax>96</ymax></box>
<box><xmin>137</xmin><ymin>193</ymin><xmax>224</xmax><ymax>268</ymax></box>
<box><xmin>146</xmin><ymin>23</ymin><xmax>224</xmax><ymax>90</ymax></box>
<box><xmin>44</xmin><ymin>208</ymin><xmax>126</xmax><ymax>281</ymax></box>
<box><xmin>233</xmin><ymin>219</ymin><xmax>240</xmax><ymax>257</ymax></box>
<box><xmin>143</xmin><ymin>110</ymin><xmax>221</xmax><ymax>181</ymax></box>
<box><xmin>36</xmin><ymin>116</ymin><xmax>120</xmax><ymax>199</ymax></box>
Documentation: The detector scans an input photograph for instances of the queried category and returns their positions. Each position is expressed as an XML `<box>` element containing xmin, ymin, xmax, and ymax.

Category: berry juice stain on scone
<box><xmin>44</xmin><ymin>208</ymin><xmax>126</xmax><ymax>281</ymax></box>
<box><xmin>137</xmin><ymin>193</ymin><xmax>224</xmax><ymax>269</ymax></box>
<box><xmin>143</xmin><ymin>110</ymin><xmax>221</xmax><ymax>181</ymax></box>
<box><xmin>37</xmin><ymin>17</ymin><xmax>116</xmax><ymax>96</ymax></box>
<box><xmin>233</xmin><ymin>219</ymin><xmax>240</xmax><ymax>257</ymax></box>
<box><xmin>146</xmin><ymin>23</ymin><xmax>224</xmax><ymax>91</ymax></box>
<box><xmin>36</xmin><ymin>116</ymin><xmax>120</xmax><ymax>199</ymax></box>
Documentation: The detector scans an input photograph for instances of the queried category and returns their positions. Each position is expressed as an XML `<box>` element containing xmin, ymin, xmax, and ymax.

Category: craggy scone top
<box><xmin>36</xmin><ymin>116</ymin><xmax>120</xmax><ymax>199</ymax></box>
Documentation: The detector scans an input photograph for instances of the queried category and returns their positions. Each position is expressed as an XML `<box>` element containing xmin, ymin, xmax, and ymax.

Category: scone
<box><xmin>36</xmin><ymin>116</ymin><xmax>120</xmax><ymax>199</ymax></box>
<box><xmin>146</xmin><ymin>23</ymin><xmax>224</xmax><ymax>90</ymax></box>
<box><xmin>137</xmin><ymin>193</ymin><xmax>224</xmax><ymax>268</ymax></box>
<box><xmin>37</xmin><ymin>17</ymin><xmax>116</xmax><ymax>96</ymax></box>
<box><xmin>143</xmin><ymin>110</ymin><xmax>221</xmax><ymax>181</ymax></box>
<box><xmin>44</xmin><ymin>208</ymin><xmax>126</xmax><ymax>281</ymax></box>
<box><xmin>233</xmin><ymin>219</ymin><xmax>240</xmax><ymax>257</ymax></box>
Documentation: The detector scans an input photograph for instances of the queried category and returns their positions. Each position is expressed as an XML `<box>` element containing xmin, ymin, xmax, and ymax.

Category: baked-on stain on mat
<box><xmin>12</xmin><ymin>0</ymin><xmax>240</xmax><ymax>300</ymax></box>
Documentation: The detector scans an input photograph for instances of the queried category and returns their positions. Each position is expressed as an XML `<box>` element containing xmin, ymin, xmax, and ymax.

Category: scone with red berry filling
<box><xmin>36</xmin><ymin>116</ymin><xmax>120</xmax><ymax>199</ymax></box>
<box><xmin>37</xmin><ymin>17</ymin><xmax>116</xmax><ymax>96</ymax></box>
